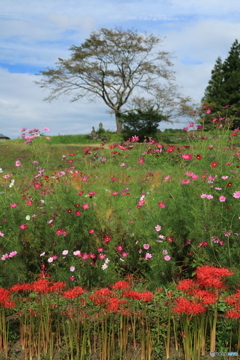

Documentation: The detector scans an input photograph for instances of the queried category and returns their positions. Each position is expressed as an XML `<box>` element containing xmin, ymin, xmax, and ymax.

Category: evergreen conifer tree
<box><xmin>200</xmin><ymin>39</ymin><xmax>240</xmax><ymax>130</ymax></box>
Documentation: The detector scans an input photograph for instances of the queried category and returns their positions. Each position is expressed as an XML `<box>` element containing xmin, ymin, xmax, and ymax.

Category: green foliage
<box><xmin>120</xmin><ymin>107</ymin><xmax>169</xmax><ymax>141</ymax></box>
<box><xmin>201</xmin><ymin>39</ymin><xmax>240</xmax><ymax>130</ymax></box>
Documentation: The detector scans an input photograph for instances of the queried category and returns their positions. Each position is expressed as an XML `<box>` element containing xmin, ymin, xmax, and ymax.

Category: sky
<box><xmin>1</xmin><ymin>0</ymin><xmax>240</xmax><ymax>139</ymax></box>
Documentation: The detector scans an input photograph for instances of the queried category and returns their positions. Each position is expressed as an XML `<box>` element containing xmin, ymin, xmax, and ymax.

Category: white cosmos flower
<box><xmin>26</xmin><ymin>215</ymin><xmax>30</xmax><ymax>220</ymax></box>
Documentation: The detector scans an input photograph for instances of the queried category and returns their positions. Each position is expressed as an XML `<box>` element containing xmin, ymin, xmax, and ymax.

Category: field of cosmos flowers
<box><xmin>0</xmin><ymin>121</ymin><xmax>240</xmax><ymax>359</ymax></box>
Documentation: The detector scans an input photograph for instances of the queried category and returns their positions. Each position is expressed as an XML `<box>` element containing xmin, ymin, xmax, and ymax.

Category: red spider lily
<box><xmin>89</xmin><ymin>288</ymin><xmax>115</xmax><ymax>306</ymax></box>
<box><xmin>50</xmin><ymin>282</ymin><xmax>66</xmax><ymax>293</ymax></box>
<box><xmin>225</xmin><ymin>290</ymin><xmax>240</xmax><ymax>309</ymax></box>
<box><xmin>111</xmin><ymin>281</ymin><xmax>130</xmax><ymax>290</ymax></box>
<box><xmin>177</xmin><ymin>279</ymin><xmax>199</xmax><ymax>295</ymax></box>
<box><xmin>211</xmin><ymin>162</ymin><xmax>219</xmax><ymax>167</ymax></box>
<box><xmin>10</xmin><ymin>283</ymin><xmax>33</xmax><ymax>292</ymax></box>
<box><xmin>225</xmin><ymin>309</ymin><xmax>240</xmax><ymax>319</ymax></box>
<box><xmin>196</xmin><ymin>266</ymin><xmax>233</xmax><ymax>289</ymax></box>
<box><xmin>0</xmin><ymin>288</ymin><xmax>14</xmax><ymax>308</ymax></box>
<box><xmin>32</xmin><ymin>279</ymin><xmax>52</xmax><ymax>293</ymax></box>
<box><xmin>193</xmin><ymin>290</ymin><xmax>218</xmax><ymax>305</ymax></box>
<box><xmin>122</xmin><ymin>290</ymin><xmax>154</xmax><ymax>302</ymax></box>
<box><xmin>173</xmin><ymin>297</ymin><xmax>206</xmax><ymax>315</ymax></box>
<box><xmin>62</xmin><ymin>286</ymin><xmax>85</xmax><ymax>299</ymax></box>
<box><xmin>106</xmin><ymin>297</ymin><xmax>121</xmax><ymax>312</ymax></box>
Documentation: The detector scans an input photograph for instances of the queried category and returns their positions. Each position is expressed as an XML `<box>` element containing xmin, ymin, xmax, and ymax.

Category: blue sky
<box><xmin>1</xmin><ymin>0</ymin><xmax>240</xmax><ymax>139</ymax></box>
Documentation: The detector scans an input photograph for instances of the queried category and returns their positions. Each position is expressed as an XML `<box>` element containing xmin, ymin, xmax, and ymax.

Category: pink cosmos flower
<box><xmin>34</xmin><ymin>182</ymin><xmax>42</xmax><ymax>189</ymax></box>
<box><xmin>116</xmin><ymin>245</ymin><xmax>123</xmax><ymax>251</ymax></box>
<box><xmin>164</xmin><ymin>175</ymin><xmax>171</xmax><ymax>181</ymax></box>
<box><xmin>0</xmin><ymin>231</ymin><xmax>4</xmax><ymax>237</ymax></box>
<box><xmin>145</xmin><ymin>253</ymin><xmax>152</xmax><ymax>260</ymax></box>
<box><xmin>43</xmin><ymin>127</ymin><xmax>50</xmax><ymax>131</ymax></box>
<box><xmin>138</xmin><ymin>158</ymin><xmax>145</xmax><ymax>164</ymax></box>
<box><xmin>3</xmin><ymin>174</ymin><xmax>12</xmax><ymax>179</ymax></box>
<box><xmin>155</xmin><ymin>225</ymin><xmax>161</xmax><ymax>231</ymax></box>
<box><xmin>1</xmin><ymin>254</ymin><xmax>8</xmax><ymax>260</ymax></box>
<box><xmin>70</xmin><ymin>266</ymin><xmax>75</xmax><ymax>272</ymax></box>
<box><xmin>89</xmin><ymin>229</ymin><xmax>95</xmax><ymax>233</ymax></box>
<box><xmin>112</xmin><ymin>192</ymin><xmax>119</xmax><ymax>195</ymax></box>
<box><xmin>82</xmin><ymin>253</ymin><xmax>89</xmax><ymax>259</ymax></box>
<box><xmin>73</xmin><ymin>250</ymin><xmax>81</xmax><ymax>257</ymax></box>
<box><xmin>19</xmin><ymin>224</ymin><xmax>28</xmax><ymax>230</ymax></box>
<box><xmin>75</xmin><ymin>210</ymin><xmax>82</xmax><ymax>216</ymax></box>
<box><xmin>164</xmin><ymin>255</ymin><xmax>171</xmax><ymax>261</ymax></box>
<box><xmin>185</xmin><ymin>171</ymin><xmax>194</xmax><ymax>177</ymax></box>
<box><xmin>15</xmin><ymin>161</ymin><xmax>21</xmax><ymax>167</ymax></box>
<box><xmin>55</xmin><ymin>229</ymin><xmax>67</xmax><ymax>236</ymax></box>
<box><xmin>143</xmin><ymin>244</ymin><xmax>150</xmax><ymax>250</ymax></box>
<box><xmin>99</xmin><ymin>253</ymin><xmax>106</xmax><ymax>260</ymax></box>
<box><xmin>219</xmin><ymin>196</ymin><xmax>226</xmax><ymax>202</ymax></box>
<box><xmin>206</xmin><ymin>195</ymin><xmax>213</xmax><ymax>199</ymax></box>
<box><xmin>191</xmin><ymin>175</ymin><xmax>199</xmax><ymax>180</ymax></box>
<box><xmin>82</xmin><ymin>204</ymin><xmax>90</xmax><ymax>209</ymax></box>
<box><xmin>69</xmin><ymin>276</ymin><xmax>75</xmax><ymax>281</ymax></box>
<box><xmin>181</xmin><ymin>154</ymin><xmax>192</xmax><ymax>160</ymax></box>
<box><xmin>48</xmin><ymin>257</ymin><xmax>54</xmax><ymax>263</ymax></box>
<box><xmin>9</xmin><ymin>251</ymin><xmax>17</xmax><ymax>258</ymax></box>
<box><xmin>200</xmin><ymin>194</ymin><xmax>207</xmax><ymax>198</ymax></box>
<box><xmin>222</xmin><ymin>176</ymin><xmax>229</xmax><ymax>180</ymax></box>
<box><xmin>158</xmin><ymin>202</ymin><xmax>166</xmax><ymax>208</ymax></box>
<box><xmin>181</xmin><ymin>179</ymin><xmax>191</xmax><ymax>185</ymax></box>
<box><xmin>62</xmin><ymin>250</ymin><xmax>68</xmax><ymax>255</ymax></box>
<box><xmin>233</xmin><ymin>191</ymin><xmax>240</xmax><ymax>198</ymax></box>
<box><xmin>121</xmin><ymin>251</ymin><xmax>128</xmax><ymax>257</ymax></box>
<box><xmin>46</xmin><ymin>137</ymin><xmax>51</xmax><ymax>140</ymax></box>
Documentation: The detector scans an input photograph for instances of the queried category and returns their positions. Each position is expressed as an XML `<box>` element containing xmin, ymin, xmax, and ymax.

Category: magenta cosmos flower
<box><xmin>181</xmin><ymin>154</ymin><xmax>192</xmax><ymax>160</ymax></box>
<box><xmin>19</xmin><ymin>224</ymin><xmax>28</xmax><ymax>230</ymax></box>
<box><xmin>55</xmin><ymin>229</ymin><xmax>67</xmax><ymax>236</ymax></box>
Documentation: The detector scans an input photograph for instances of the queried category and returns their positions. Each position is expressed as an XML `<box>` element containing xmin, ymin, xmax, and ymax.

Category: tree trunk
<box><xmin>115</xmin><ymin>112</ymin><xmax>123</xmax><ymax>133</ymax></box>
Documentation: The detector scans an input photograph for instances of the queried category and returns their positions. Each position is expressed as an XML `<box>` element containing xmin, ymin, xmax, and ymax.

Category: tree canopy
<box><xmin>35</xmin><ymin>27</ymin><xmax>194</xmax><ymax>133</ymax></box>
<box><xmin>200</xmin><ymin>39</ymin><xmax>240</xmax><ymax>130</ymax></box>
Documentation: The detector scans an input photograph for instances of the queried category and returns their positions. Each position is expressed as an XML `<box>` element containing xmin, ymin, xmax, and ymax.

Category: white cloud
<box><xmin>1</xmin><ymin>0</ymin><xmax>240</xmax><ymax>138</ymax></box>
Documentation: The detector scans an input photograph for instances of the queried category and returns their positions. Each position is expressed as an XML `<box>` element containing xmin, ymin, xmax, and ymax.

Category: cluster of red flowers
<box><xmin>196</xmin><ymin>266</ymin><xmax>233</xmax><ymax>290</ymax></box>
<box><xmin>225</xmin><ymin>290</ymin><xmax>240</xmax><ymax>319</ymax></box>
<box><xmin>62</xmin><ymin>286</ymin><xmax>85</xmax><ymax>299</ymax></box>
<box><xmin>0</xmin><ymin>288</ymin><xmax>15</xmax><ymax>308</ymax></box>
<box><xmin>173</xmin><ymin>266</ymin><xmax>233</xmax><ymax>315</ymax></box>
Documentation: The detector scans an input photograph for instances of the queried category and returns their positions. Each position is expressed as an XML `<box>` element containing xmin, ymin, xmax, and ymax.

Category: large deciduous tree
<box><xmin>35</xmin><ymin>27</ymin><xmax>188</xmax><ymax>133</ymax></box>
